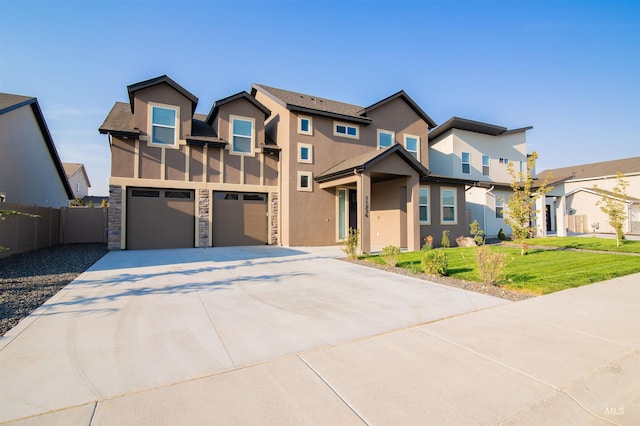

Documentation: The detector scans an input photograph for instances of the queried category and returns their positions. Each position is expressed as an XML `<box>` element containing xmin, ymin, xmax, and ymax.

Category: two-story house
<box><xmin>100</xmin><ymin>76</ymin><xmax>473</xmax><ymax>252</ymax></box>
<box><xmin>99</xmin><ymin>76</ymin><xmax>278</xmax><ymax>250</ymax></box>
<box><xmin>428</xmin><ymin>117</ymin><xmax>531</xmax><ymax>238</ymax></box>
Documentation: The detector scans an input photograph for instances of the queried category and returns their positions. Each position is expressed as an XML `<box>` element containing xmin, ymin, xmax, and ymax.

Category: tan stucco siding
<box><xmin>264</xmin><ymin>154</ymin><xmax>279</xmax><ymax>186</ymax></box>
<box><xmin>133</xmin><ymin>84</ymin><xmax>192</xmax><ymax>142</ymax></box>
<box><xmin>420</xmin><ymin>184</ymin><xmax>468</xmax><ymax>247</ymax></box>
<box><xmin>363</xmin><ymin>98</ymin><xmax>430</xmax><ymax>167</ymax></box>
<box><xmin>189</xmin><ymin>146</ymin><xmax>204</xmax><ymax>182</ymax></box>
<box><xmin>245</xmin><ymin>156</ymin><xmax>261</xmax><ymax>185</ymax></box>
<box><xmin>110</xmin><ymin>138</ymin><xmax>135</xmax><ymax>178</ymax></box>
<box><xmin>0</xmin><ymin>106</ymin><xmax>69</xmax><ymax>207</ymax></box>
<box><xmin>165</xmin><ymin>145</ymin><xmax>186</xmax><ymax>181</ymax></box>
<box><xmin>139</xmin><ymin>143</ymin><xmax>162</xmax><ymax>179</ymax></box>
<box><xmin>215</xmin><ymin>98</ymin><xmax>266</xmax><ymax>148</ymax></box>
<box><xmin>207</xmin><ymin>148</ymin><xmax>221</xmax><ymax>183</ymax></box>
<box><xmin>223</xmin><ymin>152</ymin><xmax>241</xmax><ymax>184</ymax></box>
<box><xmin>371</xmin><ymin>179</ymin><xmax>405</xmax><ymax>247</ymax></box>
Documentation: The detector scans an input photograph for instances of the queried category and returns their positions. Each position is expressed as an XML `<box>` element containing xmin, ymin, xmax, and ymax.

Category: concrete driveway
<box><xmin>1</xmin><ymin>246</ymin><xmax>638</xmax><ymax>425</ymax></box>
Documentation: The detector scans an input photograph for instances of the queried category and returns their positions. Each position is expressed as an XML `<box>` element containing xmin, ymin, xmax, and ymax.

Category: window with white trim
<box><xmin>150</xmin><ymin>105</ymin><xmax>177</xmax><ymax>146</ymax></box>
<box><xmin>298</xmin><ymin>116</ymin><xmax>312</xmax><ymax>135</ymax></box>
<box><xmin>334</xmin><ymin>122</ymin><xmax>359</xmax><ymax>139</ymax></box>
<box><xmin>482</xmin><ymin>155</ymin><xmax>490</xmax><ymax>176</ymax></box>
<box><xmin>419</xmin><ymin>187</ymin><xmax>430</xmax><ymax>224</ymax></box>
<box><xmin>405</xmin><ymin>135</ymin><xmax>419</xmax><ymax>159</ymax></box>
<box><xmin>298</xmin><ymin>143</ymin><xmax>313</xmax><ymax>163</ymax></box>
<box><xmin>230</xmin><ymin>115</ymin><xmax>254</xmax><ymax>154</ymax></box>
<box><xmin>461</xmin><ymin>152</ymin><xmax>470</xmax><ymax>174</ymax></box>
<box><xmin>297</xmin><ymin>171</ymin><xmax>313</xmax><ymax>192</ymax></box>
<box><xmin>441</xmin><ymin>187</ymin><xmax>457</xmax><ymax>224</ymax></box>
<box><xmin>495</xmin><ymin>196</ymin><xmax>504</xmax><ymax>219</ymax></box>
<box><xmin>377</xmin><ymin>129</ymin><xmax>394</xmax><ymax>149</ymax></box>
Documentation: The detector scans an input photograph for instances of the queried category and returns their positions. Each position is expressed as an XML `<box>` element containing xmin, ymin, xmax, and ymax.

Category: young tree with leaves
<box><xmin>504</xmin><ymin>152</ymin><xmax>552</xmax><ymax>255</ymax></box>
<box><xmin>595</xmin><ymin>172</ymin><xmax>628</xmax><ymax>247</ymax></box>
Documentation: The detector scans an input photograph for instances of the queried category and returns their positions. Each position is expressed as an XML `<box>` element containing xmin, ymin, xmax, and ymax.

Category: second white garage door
<box><xmin>212</xmin><ymin>192</ymin><xmax>268</xmax><ymax>246</ymax></box>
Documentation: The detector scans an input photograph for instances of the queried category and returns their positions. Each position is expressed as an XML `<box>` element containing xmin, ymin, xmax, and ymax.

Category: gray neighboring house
<box><xmin>538</xmin><ymin>157</ymin><xmax>640</xmax><ymax>235</ymax></box>
<box><xmin>0</xmin><ymin>94</ymin><xmax>73</xmax><ymax>207</ymax></box>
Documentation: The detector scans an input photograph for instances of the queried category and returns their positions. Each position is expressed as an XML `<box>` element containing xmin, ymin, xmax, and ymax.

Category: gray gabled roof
<box><xmin>127</xmin><ymin>75</ymin><xmax>198</xmax><ymax>114</ymax></box>
<box><xmin>0</xmin><ymin>93</ymin><xmax>74</xmax><ymax>199</ymax></box>
<box><xmin>429</xmin><ymin>116</ymin><xmax>532</xmax><ymax>141</ymax></box>
<box><xmin>252</xmin><ymin>84</ymin><xmax>371</xmax><ymax>124</ymax></box>
<box><xmin>537</xmin><ymin>157</ymin><xmax>640</xmax><ymax>184</ymax></box>
<box><xmin>362</xmin><ymin>90</ymin><xmax>436</xmax><ymax>128</ymax></box>
<box><xmin>207</xmin><ymin>91</ymin><xmax>271</xmax><ymax>124</ymax></box>
<box><xmin>316</xmin><ymin>144</ymin><xmax>429</xmax><ymax>183</ymax></box>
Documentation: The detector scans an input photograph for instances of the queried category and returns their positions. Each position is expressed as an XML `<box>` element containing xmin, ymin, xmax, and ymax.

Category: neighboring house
<box><xmin>63</xmin><ymin>162</ymin><xmax>91</xmax><ymax>199</ymax></box>
<box><xmin>100</xmin><ymin>75</ymin><xmax>473</xmax><ymax>252</ymax></box>
<box><xmin>428</xmin><ymin>117</ymin><xmax>531</xmax><ymax>238</ymax></box>
<box><xmin>0</xmin><ymin>93</ymin><xmax>73</xmax><ymax>207</ymax></box>
<box><xmin>537</xmin><ymin>157</ymin><xmax>640</xmax><ymax>235</ymax></box>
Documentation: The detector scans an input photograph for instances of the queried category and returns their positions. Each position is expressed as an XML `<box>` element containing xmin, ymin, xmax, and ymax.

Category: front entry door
<box><xmin>349</xmin><ymin>189</ymin><xmax>358</xmax><ymax>231</ymax></box>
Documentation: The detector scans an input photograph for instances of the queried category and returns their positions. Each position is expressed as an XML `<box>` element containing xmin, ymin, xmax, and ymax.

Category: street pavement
<box><xmin>0</xmin><ymin>246</ymin><xmax>637</xmax><ymax>425</ymax></box>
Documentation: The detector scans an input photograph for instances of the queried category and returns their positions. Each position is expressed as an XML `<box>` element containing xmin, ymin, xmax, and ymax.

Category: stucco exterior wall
<box><xmin>429</xmin><ymin>129</ymin><xmax>527</xmax><ymax>182</ymax></box>
<box><xmin>67</xmin><ymin>170</ymin><xmax>89</xmax><ymax>198</ymax></box>
<box><xmin>466</xmin><ymin>186</ymin><xmax>513</xmax><ymax>237</ymax></box>
<box><xmin>0</xmin><ymin>106</ymin><xmax>69</xmax><ymax>207</ymax></box>
<box><xmin>420</xmin><ymin>184</ymin><xmax>468</xmax><ymax>247</ymax></box>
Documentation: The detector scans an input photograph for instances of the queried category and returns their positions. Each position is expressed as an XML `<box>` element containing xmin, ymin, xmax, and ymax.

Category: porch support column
<box><xmin>535</xmin><ymin>195</ymin><xmax>547</xmax><ymax>237</ymax></box>
<box><xmin>556</xmin><ymin>196</ymin><xmax>567</xmax><ymax>237</ymax></box>
<box><xmin>406</xmin><ymin>174</ymin><xmax>421</xmax><ymax>251</ymax></box>
<box><xmin>357</xmin><ymin>172</ymin><xmax>371</xmax><ymax>254</ymax></box>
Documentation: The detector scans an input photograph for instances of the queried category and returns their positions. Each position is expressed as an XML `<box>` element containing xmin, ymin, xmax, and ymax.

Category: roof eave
<box><xmin>287</xmin><ymin>105</ymin><xmax>372</xmax><ymax>124</ymax></box>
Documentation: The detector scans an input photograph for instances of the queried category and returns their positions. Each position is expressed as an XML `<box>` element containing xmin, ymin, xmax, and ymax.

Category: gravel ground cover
<box><xmin>0</xmin><ymin>244</ymin><xmax>107</xmax><ymax>336</ymax></box>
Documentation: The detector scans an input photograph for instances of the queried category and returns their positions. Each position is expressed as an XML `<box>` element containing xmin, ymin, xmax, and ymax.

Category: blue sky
<box><xmin>1</xmin><ymin>0</ymin><xmax>638</xmax><ymax>196</ymax></box>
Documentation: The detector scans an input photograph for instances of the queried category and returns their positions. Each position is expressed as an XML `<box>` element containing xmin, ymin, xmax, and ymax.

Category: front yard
<box><xmin>364</xmin><ymin>238</ymin><xmax>640</xmax><ymax>295</ymax></box>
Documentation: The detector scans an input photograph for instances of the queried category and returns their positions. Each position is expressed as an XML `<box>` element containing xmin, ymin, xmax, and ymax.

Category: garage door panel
<box><xmin>213</xmin><ymin>192</ymin><xmax>267</xmax><ymax>246</ymax></box>
<box><xmin>127</xmin><ymin>188</ymin><xmax>194</xmax><ymax>250</ymax></box>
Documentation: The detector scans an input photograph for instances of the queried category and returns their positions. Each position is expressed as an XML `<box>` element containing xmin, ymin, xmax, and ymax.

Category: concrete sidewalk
<box><xmin>1</xmin><ymin>247</ymin><xmax>638</xmax><ymax>425</ymax></box>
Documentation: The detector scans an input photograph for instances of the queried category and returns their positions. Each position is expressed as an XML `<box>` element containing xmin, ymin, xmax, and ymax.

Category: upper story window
<box><xmin>297</xmin><ymin>171</ymin><xmax>313</xmax><ymax>192</ymax></box>
<box><xmin>462</xmin><ymin>152</ymin><xmax>470</xmax><ymax>174</ymax></box>
<box><xmin>419</xmin><ymin>187</ymin><xmax>430</xmax><ymax>224</ymax></box>
<box><xmin>230</xmin><ymin>115</ymin><xmax>255</xmax><ymax>155</ymax></box>
<box><xmin>298</xmin><ymin>116</ymin><xmax>313</xmax><ymax>135</ymax></box>
<box><xmin>441</xmin><ymin>187</ymin><xmax>457</xmax><ymax>224</ymax></box>
<box><xmin>151</xmin><ymin>105</ymin><xmax>177</xmax><ymax>146</ymax></box>
<box><xmin>482</xmin><ymin>155</ymin><xmax>490</xmax><ymax>176</ymax></box>
<box><xmin>334</xmin><ymin>121</ymin><xmax>359</xmax><ymax>139</ymax></box>
<box><xmin>298</xmin><ymin>143</ymin><xmax>313</xmax><ymax>164</ymax></box>
<box><xmin>404</xmin><ymin>135</ymin><xmax>419</xmax><ymax>159</ymax></box>
<box><xmin>377</xmin><ymin>129</ymin><xmax>394</xmax><ymax>149</ymax></box>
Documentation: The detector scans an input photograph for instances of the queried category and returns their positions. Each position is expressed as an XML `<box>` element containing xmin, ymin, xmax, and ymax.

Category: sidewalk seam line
<box><xmin>88</xmin><ymin>401</ymin><xmax>98</xmax><ymax>426</ymax></box>
<box><xmin>419</xmin><ymin>328</ymin><xmax>626</xmax><ymax>426</ymax></box>
<box><xmin>196</xmin><ymin>292</ymin><xmax>236</xmax><ymax>368</ymax></box>
<box><xmin>297</xmin><ymin>355</ymin><xmax>370</xmax><ymax>426</ymax></box>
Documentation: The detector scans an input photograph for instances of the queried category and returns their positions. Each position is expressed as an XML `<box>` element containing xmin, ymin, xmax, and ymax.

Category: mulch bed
<box><xmin>344</xmin><ymin>258</ymin><xmax>535</xmax><ymax>302</ymax></box>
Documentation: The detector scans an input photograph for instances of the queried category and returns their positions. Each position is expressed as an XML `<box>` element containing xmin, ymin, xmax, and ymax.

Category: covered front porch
<box><xmin>316</xmin><ymin>145</ymin><xmax>429</xmax><ymax>254</ymax></box>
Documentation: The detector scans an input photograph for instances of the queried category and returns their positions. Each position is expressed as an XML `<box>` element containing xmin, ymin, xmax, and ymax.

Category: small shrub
<box><xmin>475</xmin><ymin>246</ymin><xmax>508</xmax><ymax>285</ymax></box>
<box><xmin>422</xmin><ymin>235</ymin><xmax>433</xmax><ymax>250</ymax></box>
<box><xmin>101</xmin><ymin>199</ymin><xmax>108</xmax><ymax>208</ymax></box>
<box><xmin>421</xmin><ymin>249</ymin><xmax>448</xmax><ymax>276</ymax></box>
<box><xmin>381</xmin><ymin>245</ymin><xmax>401</xmax><ymax>267</ymax></box>
<box><xmin>342</xmin><ymin>227</ymin><xmax>360</xmax><ymax>259</ymax></box>
<box><xmin>409</xmin><ymin>262</ymin><xmax>422</xmax><ymax>274</ymax></box>
<box><xmin>470</xmin><ymin>220</ymin><xmax>485</xmax><ymax>245</ymax></box>
<box><xmin>497</xmin><ymin>228</ymin><xmax>506</xmax><ymax>241</ymax></box>
<box><xmin>441</xmin><ymin>230</ymin><xmax>451</xmax><ymax>248</ymax></box>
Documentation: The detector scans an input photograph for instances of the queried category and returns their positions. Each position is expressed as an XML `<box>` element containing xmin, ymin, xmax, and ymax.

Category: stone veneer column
<box><xmin>270</xmin><ymin>192</ymin><xmax>279</xmax><ymax>245</ymax></box>
<box><xmin>198</xmin><ymin>189</ymin><xmax>210</xmax><ymax>247</ymax></box>
<box><xmin>107</xmin><ymin>185</ymin><xmax>122</xmax><ymax>250</ymax></box>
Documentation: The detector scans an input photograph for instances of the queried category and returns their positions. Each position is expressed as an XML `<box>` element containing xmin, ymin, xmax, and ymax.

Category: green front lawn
<box><xmin>512</xmin><ymin>236</ymin><xmax>640</xmax><ymax>254</ymax></box>
<box><xmin>365</xmin><ymin>246</ymin><xmax>640</xmax><ymax>295</ymax></box>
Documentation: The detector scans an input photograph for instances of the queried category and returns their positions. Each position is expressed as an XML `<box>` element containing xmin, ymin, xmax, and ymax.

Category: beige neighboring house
<box><xmin>100</xmin><ymin>75</ymin><xmax>474</xmax><ymax>252</ymax></box>
<box><xmin>537</xmin><ymin>157</ymin><xmax>640</xmax><ymax>235</ymax></box>
<box><xmin>0</xmin><ymin>93</ymin><xmax>73</xmax><ymax>207</ymax></box>
<box><xmin>428</xmin><ymin>117</ymin><xmax>531</xmax><ymax>238</ymax></box>
<box><xmin>63</xmin><ymin>162</ymin><xmax>91</xmax><ymax>199</ymax></box>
